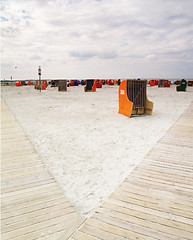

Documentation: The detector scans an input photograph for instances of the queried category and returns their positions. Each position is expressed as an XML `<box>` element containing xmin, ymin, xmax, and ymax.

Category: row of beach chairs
<box><xmin>15</xmin><ymin>79</ymin><xmax>190</xmax><ymax>118</ymax></box>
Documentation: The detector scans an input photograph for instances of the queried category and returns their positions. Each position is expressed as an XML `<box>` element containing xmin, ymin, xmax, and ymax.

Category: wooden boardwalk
<box><xmin>71</xmin><ymin>102</ymin><xmax>193</xmax><ymax>240</ymax></box>
<box><xmin>1</xmin><ymin>100</ymin><xmax>85</xmax><ymax>240</ymax></box>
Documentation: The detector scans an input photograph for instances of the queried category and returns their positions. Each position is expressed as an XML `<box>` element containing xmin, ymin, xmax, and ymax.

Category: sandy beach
<box><xmin>1</xmin><ymin>83</ymin><xmax>193</xmax><ymax>217</ymax></box>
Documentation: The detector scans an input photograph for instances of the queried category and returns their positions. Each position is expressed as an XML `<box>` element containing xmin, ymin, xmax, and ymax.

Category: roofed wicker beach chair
<box><xmin>84</xmin><ymin>79</ymin><xmax>96</xmax><ymax>92</ymax></box>
<box><xmin>118</xmin><ymin>79</ymin><xmax>153</xmax><ymax>118</ymax></box>
<box><xmin>177</xmin><ymin>79</ymin><xmax>187</xmax><ymax>91</ymax></box>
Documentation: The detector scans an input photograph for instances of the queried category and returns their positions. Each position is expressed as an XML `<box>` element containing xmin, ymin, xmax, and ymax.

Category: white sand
<box><xmin>1</xmin><ymin>84</ymin><xmax>193</xmax><ymax>217</ymax></box>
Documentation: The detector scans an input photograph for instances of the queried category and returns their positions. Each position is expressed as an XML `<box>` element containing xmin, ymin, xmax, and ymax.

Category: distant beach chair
<box><xmin>188</xmin><ymin>80</ymin><xmax>193</xmax><ymax>86</ymax></box>
<box><xmin>21</xmin><ymin>81</ymin><xmax>27</xmax><ymax>86</ymax></box>
<box><xmin>174</xmin><ymin>80</ymin><xmax>181</xmax><ymax>85</ymax></box>
<box><xmin>16</xmin><ymin>81</ymin><xmax>22</xmax><ymax>87</ymax></box>
<box><xmin>35</xmin><ymin>80</ymin><xmax>42</xmax><ymax>89</ymax></box>
<box><xmin>149</xmin><ymin>80</ymin><xmax>155</xmax><ymax>86</ymax></box>
<box><xmin>158</xmin><ymin>79</ymin><xmax>165</xmax><ymax>87</ymax></box>
<box><xmin>95</xmin><ymin>80</ymin><xmax>102</xmax><ymax>88</ymax></box>
<box><xmin>164</xmin><ymin>80</ymin><xmax>170</xmax><ymax>87</ymax></box>
<box><xmin>117</xmin><ymin>79</ymin><xmax>121</xmax><ymax>86</ymax></box>
<box><xmin>80</xmin><ymin>80</ymin><xmax>86</xmax><ymax>85</ymax></box>
<box><xmin>74</xmin><ymin>80</ymin><xmax>79</xmax><ymax>86</ymax></box>
<box><xmin>35</xmin><ymin>80</ymin><xmax>47</xmax><ymax>90</ymax></box>
<box><xmin>118</xmin><ymin>79</ymin><xmax>153</xmax><ymax>118</ymax></box>
<box><xmin>41</xmin><ymin>81</ymin><xmax>47</xmax><ymax>90</ymax></box>
<box><xmin>51</xmin><ymin>80</ymin><xmax>59</xmax><ymax>87</ymax></box>
<box><xmin>177</xmin><ymin>79</ymin><xmax>187</xmax><ymax>91</ymax></box>
<box><xmin>58</xmin><ymin>80</ymin><xmax>67</xmax><ymax>91</ymax></box>
<box><xmin>108</xmin><ymin>79</ymin><xmax>114</xmax><ymax>85</ymax></box>
<box><xmin>84</xmin><ymin>79</ymin><xmax>96</xmax><ymax>92</ymax></box>
<box><xmin>69</xmin><ymin>80</ymin><xmax>74</xmax><ymax>86</ymax></box>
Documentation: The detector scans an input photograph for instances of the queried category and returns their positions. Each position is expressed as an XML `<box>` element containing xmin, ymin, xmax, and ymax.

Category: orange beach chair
<box><xmin>118</xmin><ymin>80</ymin><xmax>153</xmax><ymax>118</ymax></box>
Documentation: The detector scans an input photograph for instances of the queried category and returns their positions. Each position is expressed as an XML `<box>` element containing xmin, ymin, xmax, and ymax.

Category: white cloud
<box><xmin>1</xmin><ymin>0</ymin><xmax>193</xmax><ymax>79</ymax></box>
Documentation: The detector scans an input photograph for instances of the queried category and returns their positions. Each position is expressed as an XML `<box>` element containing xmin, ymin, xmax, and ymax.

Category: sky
<box><xmin>1</xmin><ymin>0</ymin><xmax>193</xmax><ymax>80</ymax></box>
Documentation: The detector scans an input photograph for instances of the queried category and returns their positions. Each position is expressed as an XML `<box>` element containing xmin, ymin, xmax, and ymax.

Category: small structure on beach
<box><xmin>95</xmin><ymin>80</ymin><xmax>102</xmax><ymax>88</ymax></box>
<box><xmin>50</xmin><ymin>80</ymin><xmax>68</xmax><ymax>91</ymax></box>
<box><xmin>81</xmin><ymin>80</ymin><xmax>86</xmax><ymax>85</ymax></box>
<box><xmin>117</xmin><ymin>79</ymin><xmax>121</xmax><ymax>86</ymax></box>
<box><xmin>16</xmin><ymin>81</ymin><xmax>31</xmax><ymax>87</ymax></box>
<box><xmin>16</xmin><ymin>81</ymin><xmax>22</xmax><ymax>87</ymax></box>
<box><xmin>35</xmin><ymin>80</ymin><xmax>47</xmax><ymax>90</ymax></box>
<box><xmin>58</xmin><ymin>80</ymin><xmax>67</xmax><ymax>91</ymax></box>
<box><xmin>188</xmin><ymin>80</ymin><xmax>193</xmax><ymax>86</ymax></box>
<box><xmin>158</xmin><ymin>79</ymin><xmax>165</xmax><ymax>87</ymax></box>
<box><xmin>69</xmin><ymin>80</ymin><xmax>75</xmax><ymax>86</ymax></box>
<box><xmin>149</xmin><ymin>80</ymin><xmax>155</xmax><ymax>86</ymax></box>
<box><xmin>51</xmin><ymin>80</ymin><xmax>59</xmax><ymax>87</ymax></box>
<box><xmin>35</xmin><ymin>80</ymin><xmax>43</xmax><ymax>90</ymax></box>
<box><xmin>74</xmin><ymin>80</ymin><xmax>79</xmax><ymax>86</ymax></box>
<box><xmin>84</xmin><ymin>79</ymin><xmax>96</xmax><ymax>92</ymax></box>
<box><xmin>107</xmin><ymin>79</ymin><xmax>114</xmax><ymax>85</ymax></box>
<box><xmin>174</xmin><ymin>80</ymin><xmax>182</xmax><ymax>85</ymax></box>
<box><xmin>118</xmin><ymin>79</ymin><xmax>153</xmax><ymax>118</ymax></box>
<box><xmin>164</xmin><ymin>80</ymin><xmax>170</xmax><ymax>87</ymax></box>
<box><xmin>177</xmin><ymin>79</ymin><xmax>187</xmax><ymax>91</ymax></box>
<box><xmin>149</xmin><ymin>80</ymin><xmax>158</xmax><ymax>86</ymax></box>
<box><xmin>21</xmin><ymin>81</ymin><xmax>27</xmax><ymax>86</ymax></box>
<box><xmin>158</xmin><ymin>79</ymin><xmax>170</xmax><ymax>87</ymax></box>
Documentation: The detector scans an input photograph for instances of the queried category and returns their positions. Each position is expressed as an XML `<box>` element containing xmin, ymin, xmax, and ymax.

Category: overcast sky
<box><xmin>1</xmin><ymin>0</ymin><xmax>193</xmax><ymax>80</ymax></box>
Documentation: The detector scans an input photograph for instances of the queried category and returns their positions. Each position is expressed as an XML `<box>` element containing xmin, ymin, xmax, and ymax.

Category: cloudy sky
<box><xmin>1</xmin><ymin>0</ymin><xmax>193</xmax><ymax>80</ymax></box>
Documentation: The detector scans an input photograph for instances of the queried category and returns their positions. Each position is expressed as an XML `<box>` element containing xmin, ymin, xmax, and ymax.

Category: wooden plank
<box><xmin>87</xmin><ymin>216</ymin><xmax>164</xmax><ymax>240</ymax></box>
<box><xmin>72</xmin><ymin>230</ymin><xmax>100</xmax><ymax>240</ymax></box>
<box><xmin>121</xmin><ymin>181</ymin><xmax>193</xmax><ymax>207</ymax></box>
<box><xmin>1</xmin><ymin>166</ymin><xmax>48</xmax><ymax>181</ymax></box>
<box><xmin>111</xmin><ymin>190</ymin><xmax>193</xmax><ymax>221</ymax></box>
<box><xmin>1</xmin><ymin>156</ymin><xmax>41</xmax><ymax>168</ymax></box>
<box><xmin>138</xmin><ymin>163</ymin><xmax>193</xmax><ymax>177</ymax></box>
<box><xmin>40</xmin><ymin>218</ymin><xmax>86</xmax><ymax>240</ymax></box>
<box><xmin>125</xmin><ymin>176</ymin><xmax>193</xmax><ymax>199</ymax></box>
<box><xmin>1</xmin><ymin>187</ymin><xmax>63</xmax><ymax>207</ymax></box>
<box><xmin>1</xmin><ymin>182</ymin><xmax>60</xmax><ymax>205</ymax></box>
<box><xmin>119</xmin><ymin>185</ymin><xmax>193</xmax><ymax>213</ymax></box>
<box><xmin>2</xmin><ymin>162</ymin><xmax>44</xmax><ymax>173</ymax></box>
<box><xmin>107</xmin><ymin>197</ymin><xmax>193</xmax><ymax>226</ymax></box>
<box><xmin>131</xmin><ymin>168</ymin><xmax>193</xmax><ymax>186</ymax></box>
<box><xmin>80</xmin><ymin>224</ymin><xmax>128</xmax><ymax>240</ymax></box>
<box><xmin>2</xmin><ymin>218</ymin><xmax>78</xmax><ymax>240</ymax></box>
<box><xmin>2</xmin><ymin>208</ymin><xmax>77</xmax><ymax>236</ymax></box>
<box><xmin>97</xmin><ymin>204</ymin><xmax>193</xmax><ymax>238</ymax></box>
<box><xmin>102</xmin><ymin>201</ymin><xmax>193</xmax><ymax>233</ymax></box>
<box><xmin>1</xmin><ymin>194</ymin><xmax>67</xmax><ymax>214</ymax></box>
<box><xmin>141</xmin><ymin>160</ymin><xmax>193</xmax><ymax>172</ymax></box>
<box><xmin>1</xmin><ymin>178</ymin><xmax>55</xmax><ymax>195</ymax></box>
<box><xmin>1</xmin><ymin>171</ymin><xmax>53</xmax><ymax>191</ymax></box>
